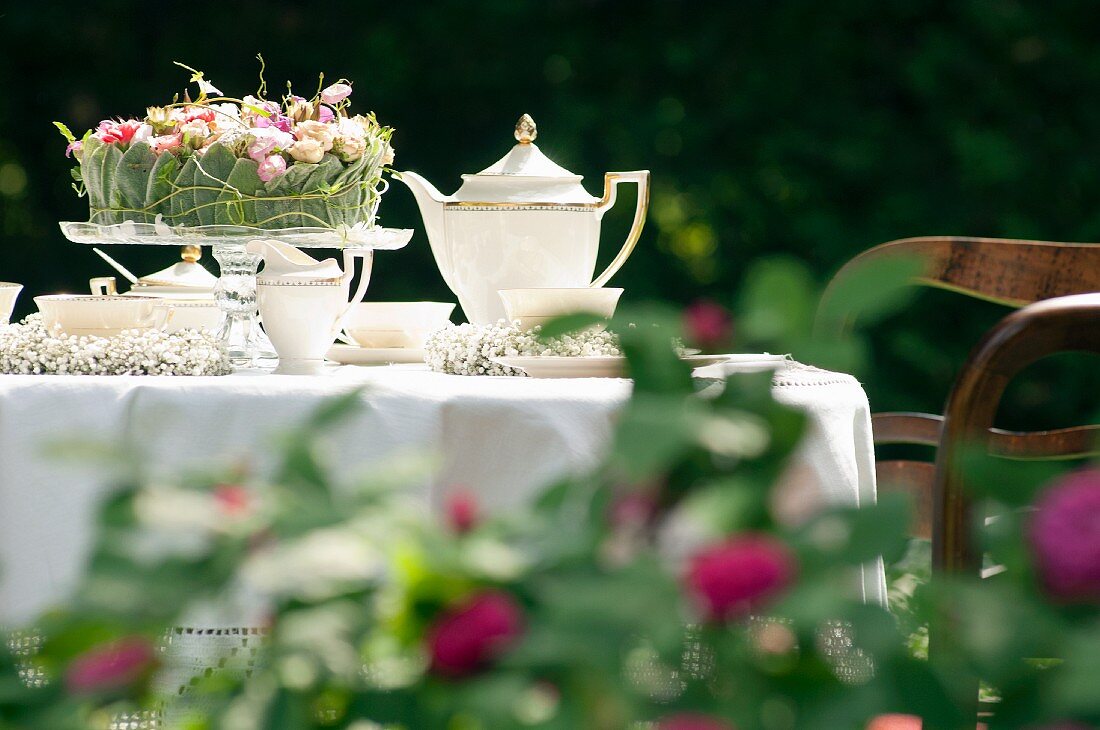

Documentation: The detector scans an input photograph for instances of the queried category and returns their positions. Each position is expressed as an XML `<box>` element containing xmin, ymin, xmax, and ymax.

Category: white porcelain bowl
<box><xmin>0</xmin><ymin>282</ymin><xmax>22</xmax><ymax>325</ymax></box>
<box><xmin>342</xmin><ymin>302</ymin><xmax>455</xmax><ymax>349</ymax></box>
<box><xmin>497</xmin><ymin>287</ymin><xmax>623</xmax><ymax>331</ymax></box>
<box><xmin>35</xmin><ymin>295</ymin><xmax>169</xmax><ymax>338</ymax></box>
<box><xmin>155</xmin><ymin>299</ymin><xmax>223</xmax><ymax>334</ymax></box>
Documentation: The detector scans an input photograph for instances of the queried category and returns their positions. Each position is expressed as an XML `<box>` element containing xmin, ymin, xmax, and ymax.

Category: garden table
<box><xmin>0</xmin><ymin>361</ymin><xmax>886</xmax><ymax>693</ymax></box>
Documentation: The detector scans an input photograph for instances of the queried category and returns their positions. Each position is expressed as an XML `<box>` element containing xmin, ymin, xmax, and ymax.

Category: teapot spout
<box><xmin>397</xmin><ymin>170</ymin><xmax>448</xmax><ymax>252</ymax></box>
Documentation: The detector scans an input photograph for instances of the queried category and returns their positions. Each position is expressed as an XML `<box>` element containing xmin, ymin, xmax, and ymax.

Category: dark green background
<box><xmin>2</xmin><ymin>0</ymin><xmax>1098</xmax><ymax>424</ymax></box>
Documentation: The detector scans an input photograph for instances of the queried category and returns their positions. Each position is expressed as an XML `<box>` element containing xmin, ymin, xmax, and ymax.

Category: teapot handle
<box><xmin>590</xmin><ymin>170</ymin><xmax>650</xmax><ymax>288</ymax></box>
<box><xmin>334</xmin><ymin>248</ymin><xmax>375</xmax><ymax>336</ymax></box>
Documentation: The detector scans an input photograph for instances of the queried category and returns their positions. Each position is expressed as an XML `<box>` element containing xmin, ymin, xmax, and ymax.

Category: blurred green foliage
<box><xmin>3</xmin><ymin>0</ymin><xmax>1100</xmax><ymax>419</ymax></box>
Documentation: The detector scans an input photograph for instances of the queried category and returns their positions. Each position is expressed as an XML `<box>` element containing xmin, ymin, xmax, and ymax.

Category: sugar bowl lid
<box><xmin>135</xmin><ymin>245</ymin><xmax>217</xmax><ymax>290</ymax></box>
<box><xmin>453</xmin><ymin>115</ymin><xmax>595</xmax><ymax>204</ymax></box>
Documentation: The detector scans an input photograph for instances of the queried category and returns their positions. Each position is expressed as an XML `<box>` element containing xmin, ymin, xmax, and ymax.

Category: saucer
<box><xmin>326</xmin><ymin>344</ymin><xmax>426</xmax><ymax>366</ymax></box>
<box><xmin>491</xmin><ymin>354</ymin><xmax>732</xmax><ymax>379</ymax></box>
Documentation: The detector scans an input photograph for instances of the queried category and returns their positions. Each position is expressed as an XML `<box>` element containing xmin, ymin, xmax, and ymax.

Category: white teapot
<box><xmin>399</xmin><ymin>114</ymin><xmax>650</xmax><ymax>324</ymax></box>
<box><xmin>247</xmin><ymin>240</ymin><xmax>373</xmax><ymax>374</ymax></box>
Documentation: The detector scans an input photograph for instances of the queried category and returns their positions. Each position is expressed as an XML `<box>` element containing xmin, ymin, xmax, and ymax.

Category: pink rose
<box><xmin>427</xmin><ymin>591</ymin><xmax>523</xmax><ymax>677</ymax></box>
<box><xmin>152</xmin><ymin>133</ymin><xmax>183</xmax><ymax>154</ymax></box>
<box><xmin>248</xmin><ymin>128</ymin><xmax>294</xmax><ymax>162</ymax></box>
<box><xmin>183</xmin><ymin>106</ymin><xmax>216</xmax><ymax>123</ymax></box>
<box><xmin>113</xmin><ymin>120</ymin><xmax>145</xmax><ymax>145</ymax></box>
<box><xmin>608</xmin><ymin>490</ymin><xmax>659</xmax><ymax>529</ymax></box>
<box><xmin>320</xmin><ymin>82</ymin><xmax>352</xmax><ymax>105</ymax></box>
<box><xmin>445</xmin><ymin>488</ymin><xmax>478</xmax><ymax>534</ymax></box>
<box><xmin>257</xmin><ymin>154</ymin><xmax>286</xmax><ymax>183</ymax></box>
<box><xmin>213</xmin><ymin>484</ymin><xmax>250</xmax><ymax>516</ymax></box>
<box><xmin>683</xmin><ymin>300</ymin><xmax>733</xmax><ymax>350</ymax></box>
<box><xmin>685</xmin><ymin>534</ymin><xmax>796</xmax><ymax>622</ymax></box>
<box><xmin>65</xmin><ymin>636</ymin><xmax>156</xmax><ymax>695</ymax></box>
<box><xmin>254</xmin><ymin>112</ymin><xmax>293</xmax><ymax>134</ymax></box>
<box><xmin>658</xmin><ymin>714</ymin><xmax>736</xmax><ymax>730</ymax></box>
<box><xmin>1029</xmin><ymin>468</ymin><xmax>1100</xmax><ymax>602</ymax></box>
<box><xmin>94</xmin><ymin>119</ymin><xmax>122</xmax><ymax>144</ymax></box>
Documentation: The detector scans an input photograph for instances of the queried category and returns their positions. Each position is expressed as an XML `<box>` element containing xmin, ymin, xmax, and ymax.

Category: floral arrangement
<box><xmin>424</xmin><ymin>320</ymin><xmax>622</xmax><ymax>376</ymax></box>
<box><xmin>0</xmin><ymin>314</ymin><xmax>231</xmax><ymax>376</ymax></box>
<box><xmin>55</xmin><ymin>60</ymin><xmax>394</xmax><ymax>230</ymax></box>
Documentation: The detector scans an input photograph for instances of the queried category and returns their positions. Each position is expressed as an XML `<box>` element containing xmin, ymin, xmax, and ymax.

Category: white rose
<box><xmin>294</xmin><ymin>120</ymin><xmax>334</xmax><ymax>151</ymax></box>
<box><xmin>132</xmin><ymin>123</ymin><xmax>154</xmax><ymax>145</ymax></box>
<box><xmin>289</xmin><ymin>138</ymin><xmax>325</xmax><ymax>164</ymax></box>
<box><xmin>179</xmin><ymin>120</ymin><xmax>210</xmax><ymax>148</ymax></box>
<box><xmin>333</xmin><ymin>134</ymin><xmax>366</xmax><ymax>162</ymax></box>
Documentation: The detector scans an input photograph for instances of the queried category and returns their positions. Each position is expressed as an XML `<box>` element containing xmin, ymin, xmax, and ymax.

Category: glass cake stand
<box><xmin>60</xmin><ymin>221</ymin><xmax>413</xmax><ymax>366</ymax></box>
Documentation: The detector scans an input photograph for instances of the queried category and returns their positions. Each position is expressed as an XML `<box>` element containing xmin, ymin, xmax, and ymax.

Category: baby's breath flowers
<box><xmin>0</xmin><ymin>314</ymin><xmax>231</xmax><ymax>376</ymax></box>
<box><xmin>424</xmin><ymin>320</ymin><xmax>621</xmax><ymax>376</ymax></box>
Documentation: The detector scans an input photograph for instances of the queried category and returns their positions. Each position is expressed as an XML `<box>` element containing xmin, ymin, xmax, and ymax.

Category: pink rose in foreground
<box><xmin>686</xmin><ymin>534</ymin><xmax>796</xmax><ymax>622</ymax></box>
<box><xmin>1029</xmin><ymin>468</ymin><xmax>1100</xmax><ymax>602</ymax></box>
<box><xmin>257</xmin><ymin>154</ymin><xmax>286</xmax><ymax>183</ymax></box>
<box><xmin>321</xmin><ymin>82</ymin><xmax>352</xmax><ymax>105</ymax></box>
<box><xmin>446</xmin><ymin>488</ymin><xmax>478</xmax><ymax>534</ymax></box>
<box><xmin>65</xmin><ymin>636</ymin><xmax>156</xmax><ymax>695</ymax></box>
<box><xmin>683</xmin><ymin>300</ymin><xmax>733</xmax><ymax>349</ymax></box>
<box><xmin>427</xmin><ymin>591</ymin><xmax>523</xmax><ymax>677</ymax></box>
<box><xmin>658</xmin><ymin>713</ymin><xmax>736</xmax><ymax>730</ymax></box>
<box><xmin>213</xmin><ymin>483</ymin><xmax>250</xmax><ymax>516</ymax></box>
<box><xmin>866</xmin><ymin>715</ymin><xmax>922</xmax><ymax>730</ymax></box>
<box><xmin>608</xmin><ymin>490</ymin><xmax>658</xmax><ymax>529</ymax></box>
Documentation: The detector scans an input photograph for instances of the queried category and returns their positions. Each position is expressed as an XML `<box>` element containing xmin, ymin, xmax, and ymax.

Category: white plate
<box><xmin>326</xmin><ymin>344</ymin><xmax>426</xmax><ymax>365</ymax></box>
<box><xmin>491</xmin><ymin>354</ymin><xmax>734</xmax><ymax>379</ymax></box>
<box><xmin>700</xmin><ymin>353</ymin><xmax>789</xmax><ymax>374</ymax></box>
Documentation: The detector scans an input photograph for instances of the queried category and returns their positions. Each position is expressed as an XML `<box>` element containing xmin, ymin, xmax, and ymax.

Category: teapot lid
<box><xmin>469</xmin><ymin>114</ymin><xmax>580</xmax><ymax>179</ymax></box>
<box><xmin>136</xmin><ymin>246</ymin><xmax>218</xmax><ymax>289</ymax></box>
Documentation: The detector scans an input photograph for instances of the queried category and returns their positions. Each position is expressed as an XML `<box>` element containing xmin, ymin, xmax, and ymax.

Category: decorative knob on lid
<box><xmin>514</xmin><ymin>114</ymin><xmax>537</xmax><ymax>144</ymax></box>
<box><xmin>181</xmin><ymin>245</ymin><xmax>202</xmax><ymax>263</ymax></box>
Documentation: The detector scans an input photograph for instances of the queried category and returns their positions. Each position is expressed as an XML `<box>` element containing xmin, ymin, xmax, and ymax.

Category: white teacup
<box><xmin>342</xmin><ymin>302</ymin><xmax>456</xmax><ymax>349</ymax></box>
<box><xmin>34</xmin><ymin>295</ymin><xmax>170</xmax><ymax>338</ymax></box>
<box><xmin>0</xmin><ymin>283</ymin><xmax>22</xmax><ymax>325</ymax></box>
<box><xmin>497</xmin><ymin>287</ymin><xmax>623</xmax><ymax>331</ymax></box>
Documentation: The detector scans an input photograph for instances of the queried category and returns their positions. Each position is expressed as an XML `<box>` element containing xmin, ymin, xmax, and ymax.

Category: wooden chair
<box><xmin>929</xmin><ymin>293</ymin><xmax>1100</xmax><ymax>726</ymax></box>
<box><xmin>818</xmin><ymin>236</ymin><xmax>1100</xmax><ymax>547</ymax></box>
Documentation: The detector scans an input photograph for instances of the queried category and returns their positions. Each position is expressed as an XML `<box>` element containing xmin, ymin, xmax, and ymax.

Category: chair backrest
<box><xmin>934</xmin><ymin>292</ymin><xmax>1100</xmax><ymax>573</ymax></box>
<box><xmin>820</xmin><ymin>236</ymin><xmax>1100</xmax><ymax>325</ymax></box>
<box><xmin>819</xmin><ymin>237</ymin><xmax>1100</xmax><ymax>540</ymax></box>
<box><xmin>928</xmin><ymin>293</ymin><xmax>1100</xmax><ymax>717</ymax></box>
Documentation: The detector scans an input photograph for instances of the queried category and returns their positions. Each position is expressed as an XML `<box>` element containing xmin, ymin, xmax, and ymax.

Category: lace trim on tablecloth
<box><xmin>770</xmin><ymin>361</ymin><xmax>863</xmax><ymax>389</ymax></box>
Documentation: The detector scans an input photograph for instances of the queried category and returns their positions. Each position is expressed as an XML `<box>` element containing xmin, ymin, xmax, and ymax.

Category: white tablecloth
<box><xmin>0</xmin><ymin>362</ymin><xmax>885</xmax><ymax>626</ymax></box>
